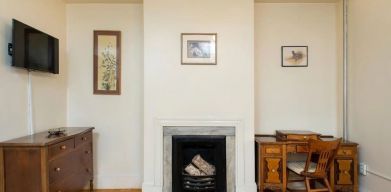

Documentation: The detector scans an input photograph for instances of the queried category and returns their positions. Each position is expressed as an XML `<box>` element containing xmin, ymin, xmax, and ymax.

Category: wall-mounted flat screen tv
<box><xmin>11</xmin><ymin>19</ymin><xmax>59</xmax><ymax>74</ymax></box>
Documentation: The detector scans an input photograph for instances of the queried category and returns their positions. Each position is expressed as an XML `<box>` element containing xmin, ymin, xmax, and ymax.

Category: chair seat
<box><xmin>287</xmin><ymin>161</ymin><xmax>317</xmax><ymax>175</ymax></box>
<box><xmin>287</xmin><ymin>181</ymin><xmax>307</xmax><ymax>191</ymax></box>
<box><xmin>287</xmin><ymin>179</ymin><xmax>328</xmax><ymax>192</ymax></box>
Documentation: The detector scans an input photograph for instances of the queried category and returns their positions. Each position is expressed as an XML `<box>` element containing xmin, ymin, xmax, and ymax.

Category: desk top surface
<box><xmin>255</xmin><ymin>135</ymin><xmax>358</xmax><ymax>146</ymax></box>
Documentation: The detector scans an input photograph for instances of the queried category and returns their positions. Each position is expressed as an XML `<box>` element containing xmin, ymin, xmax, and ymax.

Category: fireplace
<box><xmin>163</xmin><ymin>126</ymin><xmax>236</xmax><ymax>192</ymax></box>
<box><xmin>172</xmin><ymin>135</ymin><xmax>227</xmax><ymax>192</ymax></box>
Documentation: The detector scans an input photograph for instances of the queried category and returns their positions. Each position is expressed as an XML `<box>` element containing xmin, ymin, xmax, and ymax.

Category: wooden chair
<box><xmin>287</xmin><ymin>138</ymin><xmax>342</xmax><ymax>192</ymax></box>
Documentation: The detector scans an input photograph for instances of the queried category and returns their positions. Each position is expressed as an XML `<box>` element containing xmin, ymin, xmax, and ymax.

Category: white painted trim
<box><xmin>27</xmin><ymin>72</ymin><xmax>34</xmax><ymax>135</ymax></box>
<box><xmin>255</xmin><ymin>0</ymin><xmax>340</xmax><ymax>3</ymax></box>
<box><xmin>142</xmin><ymin>182</ymin><xmax>162</xmax><ymax>192</ymax></box>
<box><xmin>94</xmin><ymin>174</ymin><xmax>142</xmax><ymax>189</ymax></box>
<box><xmin>65</xmin><ymin>0</ymin><xmax>143</xmax><ymax>4</ymax></box>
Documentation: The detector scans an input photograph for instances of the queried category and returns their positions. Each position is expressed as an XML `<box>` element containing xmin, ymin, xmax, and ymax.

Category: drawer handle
<box><xmin>55</xmin><ymin>167</ymin><xmax>61</xmax><ymax>172</ymax></box>
<box><xmin>60</xmin><ymin>145</ymin><xmax>67</xmax><ymax>150</ymax></box>
<box><xmin>85</xmin><ymin>150</ymin><xmax>91</xmax><ymax>154</ymax></box>
<box><xmin>272</xmin><ymin>169</ymin><xmax>276</xmax><ymax>172</ymax></box>
<box><xmin>82</xmin><ymin>137</ymin><xmax>87</xmax><ymax>141</ymax></box>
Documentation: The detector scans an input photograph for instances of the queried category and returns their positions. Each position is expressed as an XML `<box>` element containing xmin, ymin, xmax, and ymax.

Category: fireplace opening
<box><xmin>172</xmin><ymin>135</ymin><xmax>227</xmax><ymax>192</ymax></box>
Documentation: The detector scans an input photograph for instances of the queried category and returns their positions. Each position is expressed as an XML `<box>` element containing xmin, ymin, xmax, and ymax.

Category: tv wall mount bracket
<box><xmin>8</xmin><ymin>43</ymin><xmax>13</xmax><ymax>56</ymax></box>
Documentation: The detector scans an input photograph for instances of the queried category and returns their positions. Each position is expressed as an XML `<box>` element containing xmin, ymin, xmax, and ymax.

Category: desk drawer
<box><xmin>296</xmin><ymin>145</ymin><xmax>309</xmax><ymax>153</ymax></box>
<box><xmin>287</xmin><ymin>145</ymin><xmax>297</xmax><ymax>153</ymax></box>
<box><xmin>337</xmin><ymin>147</ymin><xmax>355</xmax><ymax>157</ymax></box>
<box><xmin>48</xmin><ymin>139</ymin><xmax>75</xmax><ymax>160</ymax></box>
<box><xmin>287</xmin><ymin>134</ymin><xmax>318</xmax><ymax>141</ymax></box>
<box><xmin>263</xmin><ymin>145</ymin><xmax>282</xmax><ymax>155</ymax></box>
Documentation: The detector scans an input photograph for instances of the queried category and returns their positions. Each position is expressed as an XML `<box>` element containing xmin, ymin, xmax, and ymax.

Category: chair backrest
<box><xmin>303</xmin><ymin>138</ymin><xmax>342</xmax><ymax>178</ymax></box>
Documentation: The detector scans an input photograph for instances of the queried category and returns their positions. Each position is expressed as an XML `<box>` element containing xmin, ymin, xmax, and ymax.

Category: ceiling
<box><xmin>65</xmin><ymin>0</ymin><xmax>142</xmax><ymax>3</ymax></box>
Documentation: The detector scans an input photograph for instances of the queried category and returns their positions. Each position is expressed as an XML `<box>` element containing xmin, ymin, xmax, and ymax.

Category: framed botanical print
<box><xmin>93</xmin><ymin>30</ymin><xmax>121</xmax><ymax>95</ymax></box>
<box><xmin>181</xmin><ymin>33</ymin><xmax>217</xmax><ymax>65</ymax></box>
<box><xmin>281</xmin><ymin>46</ymin><xmax>308</xmax><ymax>67</ymax></box>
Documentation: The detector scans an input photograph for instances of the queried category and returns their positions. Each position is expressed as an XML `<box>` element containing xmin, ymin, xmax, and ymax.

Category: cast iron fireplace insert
<box><xmin>172</xmin><ymin>135</ymin><xmax>227</xmax><ymax>192</ymax></box>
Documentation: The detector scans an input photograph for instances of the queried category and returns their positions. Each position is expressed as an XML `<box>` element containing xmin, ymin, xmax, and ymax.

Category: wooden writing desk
<box><xmin>255</xmin><ymin>131</ymin><xmax>358</xmax><ymax>192</ymax></box>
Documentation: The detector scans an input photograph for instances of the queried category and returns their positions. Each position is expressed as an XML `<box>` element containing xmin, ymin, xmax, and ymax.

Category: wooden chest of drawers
<box><xmin>0</xmin><ymin>127</ymin><xmax>94</xmax><ymax>192</ymax></box>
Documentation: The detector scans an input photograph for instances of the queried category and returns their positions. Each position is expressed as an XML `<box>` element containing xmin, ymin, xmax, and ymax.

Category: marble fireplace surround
<box><xmin>143</xmin><ymin>119</ymin><xmax>256</xmax><ymax>192</ymax></box>
<box><xmin>163</xmin><ymin>126</ymin><xmax>235</xmax><ymax>192</ymax></box>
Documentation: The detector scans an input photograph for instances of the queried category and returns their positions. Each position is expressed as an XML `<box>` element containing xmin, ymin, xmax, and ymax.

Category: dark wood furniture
<box><xmin>255</xmin><ymin>131</ymin><xmax>358</xmax><ymax>192</ymax></box>
<box><xmin>287</xmin><ymin>138</ymin><xmax>341</xmax><ymax>192</ymax></box>
<box><xmin>0</xmin><ymin>127</ymin><xmax>94</xmax><ymax>192</ymax></box>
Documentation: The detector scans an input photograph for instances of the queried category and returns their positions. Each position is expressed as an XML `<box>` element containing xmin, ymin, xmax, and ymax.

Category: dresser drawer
<box><xmin>77</xmin><ymin>143</ymin><xmax>93</xmax><ymax>177</ymax></box>
<box><xmin>75</xmin><ymin>131</ymin><xmax>92</xmax><ymax>147</ymax></box>
<box><xmin>48</xmin><ymin>139</ymin><xmax>75</xmax><ymax>160</ymax></box>
<box><xmin>49</xmin><ymin>152</ymin><xmax>76</xmax><ymax>183</ymax></box>
<box><xmin>49</xmin><ymin>172</ymin><xmax>90</xmax><ymax>192</ymax></box>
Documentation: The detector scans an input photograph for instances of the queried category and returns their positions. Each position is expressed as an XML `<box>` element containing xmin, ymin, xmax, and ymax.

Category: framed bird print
<box><xmin>281</xmin><ymin>46</ymin><xmax>308</xmax><ymax>67</ymax></box>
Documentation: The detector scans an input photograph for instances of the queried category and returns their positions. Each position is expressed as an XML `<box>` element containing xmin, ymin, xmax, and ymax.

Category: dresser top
<box><xmin>0</xmin><ymin>127</ymin><xmax>94</xmax><ymax>147</ymax></box>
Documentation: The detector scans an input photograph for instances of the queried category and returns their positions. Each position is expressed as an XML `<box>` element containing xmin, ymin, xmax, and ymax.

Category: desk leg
<box><xmin>330</xmin><ymin>161</ymin><xmax>335</xmax><ymax>190</ymax></box>
<box><xmin>282</xmin><ymin>145</ymin><xmax>287</xmax><ymax>192</ymax></box>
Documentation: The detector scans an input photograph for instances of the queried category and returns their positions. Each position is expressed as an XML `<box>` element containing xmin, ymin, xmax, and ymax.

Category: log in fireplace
<box><xmin>172</xmin><ymin>135</ymin><xmax>227</xmax><ymax>192</ymax></box>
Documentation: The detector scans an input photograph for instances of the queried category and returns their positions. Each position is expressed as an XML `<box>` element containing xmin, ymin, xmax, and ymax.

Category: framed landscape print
<box><xmin>93</xmin><ymin>30</ymin><xmax>121</xmax><ymax>95</ymax></box>
<box><xmin>181</xmin><ymin>33</ymin><xmax>217</xmax><ymax>65</ymax></box>
<box><xmin>281</xmin><ymin>46</ymin><xmax>308</xmax><ymax>67</ymax></box>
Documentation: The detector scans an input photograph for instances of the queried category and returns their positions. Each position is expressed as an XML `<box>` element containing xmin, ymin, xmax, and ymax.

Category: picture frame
<box><xmin>281</xmin><ymin>46</ymin><xmax>308</xmax><ymax>67</ymax></box>
<box><xmin>181</xmin><ymin>33</ymin><xmax>217</xmax><ymax>65</ymax></box>
<box><xmin>93</xmin><ymin>30</ymin><xmax>121</xmax><ymax>95</ymax></box>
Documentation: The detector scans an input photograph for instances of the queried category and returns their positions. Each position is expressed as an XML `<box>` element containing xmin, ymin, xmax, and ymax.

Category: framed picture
<box><xmin>281</xmin><ymin>46</ymin><xmax>308</xmax><ymax>67</ymax></box>
<box><xmin>93</xmin><ymin>30</ymin><xmax>121</xmax><ymax>95</ymax></box>
<box><xmin>181</xmin><ymin>33</ymin><xmax>217</xmax><ymax>65</ymax></box>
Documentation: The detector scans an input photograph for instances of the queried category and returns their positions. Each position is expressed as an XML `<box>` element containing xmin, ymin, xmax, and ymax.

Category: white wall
<box><xmin>348</xmin><ymin>0</ymin><xmax>391</xmax><ymax>191</ymax></box>
<box><xmin>66</xmin><ymin>4</ymin><xmax>144</xmax><ymax>189</ymax></box>
<box><xmin>0</xmin><ymin>0</ymin><xmax>67</xmax><ymax>141</ymax></box>
<box><xmin>143</xmin><ymin>0</ymin><xmax>255</xmax><ymax>191</ymax></box>
<box><xmin>255</xmin><ymin>3</ymin><xmax>341</xmax><ymax>136</ymax></box>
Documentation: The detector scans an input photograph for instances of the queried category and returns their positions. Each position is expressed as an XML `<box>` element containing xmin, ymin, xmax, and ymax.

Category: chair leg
<box><xmin>305</xmin><ymin>177</ymin><xmax>311</xmax><ymax>192</ymax></box>
<box><xmin>323</xmin><ymin>178</ymin><xmax>332</xmax><ymax>192</ymax></box>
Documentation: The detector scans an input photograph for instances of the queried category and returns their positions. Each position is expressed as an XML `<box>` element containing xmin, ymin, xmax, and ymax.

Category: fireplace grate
<box><xmin>183</xmin><ymin>172</ymin><xmax>216</xmax><ymax>191</ymax></box>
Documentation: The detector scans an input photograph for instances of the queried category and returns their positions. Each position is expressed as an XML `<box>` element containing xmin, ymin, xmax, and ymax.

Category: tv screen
<box><xmin>12</xmin><ymin>19</ymin><xmax>59</xmax><ymax>74</ymax></box>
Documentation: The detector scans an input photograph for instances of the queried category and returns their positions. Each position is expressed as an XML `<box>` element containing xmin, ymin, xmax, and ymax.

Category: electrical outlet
<box><xmin>359</xmin><ymin>163</ymin><xmax>367</xmax><ymax>176</ymax></box>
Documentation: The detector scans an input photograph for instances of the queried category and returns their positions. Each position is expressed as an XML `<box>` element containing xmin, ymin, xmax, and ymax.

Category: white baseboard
<box><xmin>236</xmin><ymin>182</ymin><xmax>258</xmax><ymax>192</ymax></box>
<box><xmin>94</xmin><ymin>174</ymin><xmax>142</xmax><ymax>189</ymax></box>
<box><xmin>142</xmin><ymin>182</ymin><xmax>162</xmax><ymax>192</ymax></box>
